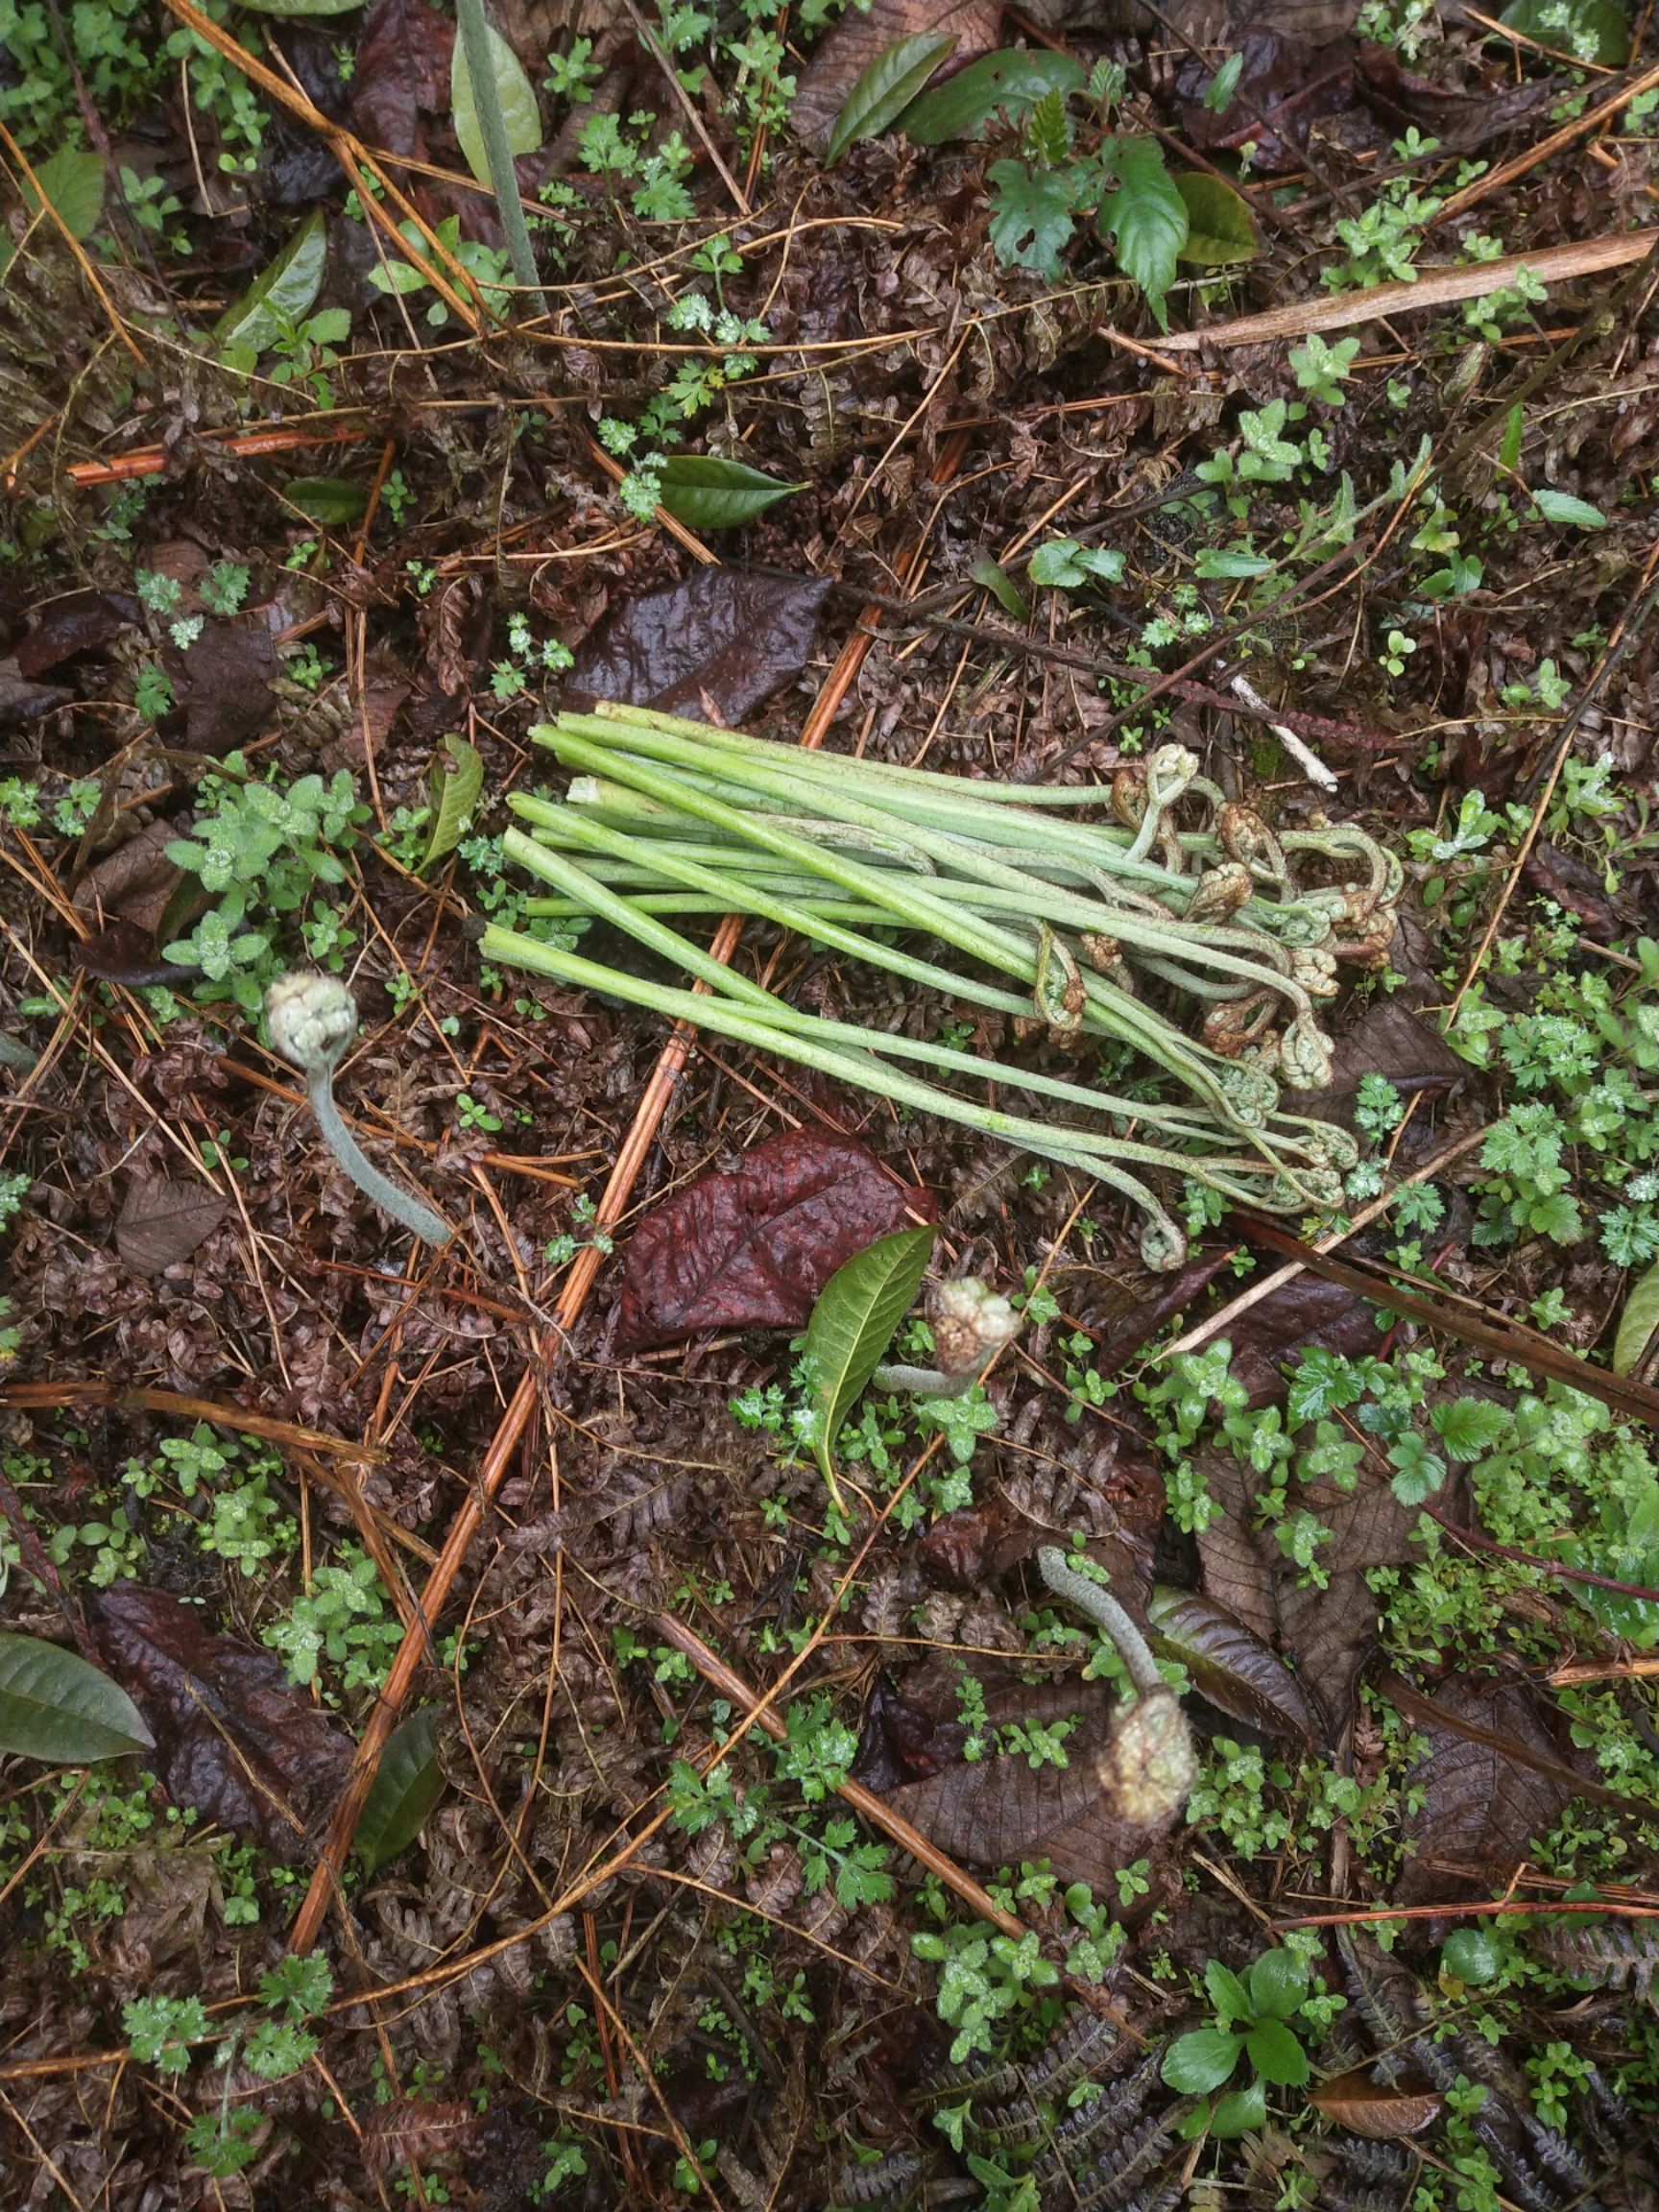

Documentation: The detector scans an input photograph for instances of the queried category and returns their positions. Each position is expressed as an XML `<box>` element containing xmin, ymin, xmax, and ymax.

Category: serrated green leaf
<box><xmin>452</xmin><ymin>12</ymin><xmax>542</xmax><ymax>189</ymax></box>
<box><xmin>1246</xmin><ymin>2018</ymin><xmax>1310</xmax><ymax>2086</ymax></box>
<box><xmin>826</xmin><ymin>31</ymin><xmax>956</xmax><ymax>166</ymax></box>
<box><xmin>1173</xmin><ymin>172</ymin><xmax>1258</xmax><ymax>267</ymax></box>
<box><xmin>355</xmin><ymin>1710</ymin><xmax>445</xmax><ymax>1873</ymax></box>
<box><xmin>1499</xmin><ymin>0</ymin><xmax>1630</xmax><ymax>64</ymax></box>
<box><xmin>1098</xmin><ymin>136</ymin><xmax>1188</xmax><ymax>330</ymax></box>
<box><xmin>214</xmin><ymin>208</ymin><xmax>328</xmax><ymax>354</ymax></box>
<box><xmin>421</xmin><ymin>735</ymin><xmax>484</xmax><ymax>870</ymax></box>
<box><xmin>805</xmin><ymin>1226</ymin><xmax>935</xmax><ymax>1492</ymax></box>
<box><xmin>1531</xmin><ymin>487</ymin><xmax>1607</xmax><ymax>530</ymax></box>
<box><xmin>1023</xmin><ymin>86</ymin><xmax>1071</xmax><ymax>167</ymax></box>
<box><xmin>654</xmin><ymin>455</ymin><xmax>805</xmax><ymax>529</ymax></box>
<box><xmin>1614</xmin><ymin>1255</ymin><xmax>1659</xmax><ymax>1376</ymax></box>
<box><xmin>1160</xmin><ymin>2027</ymin><xmax>1243</xmax><ymax>2095</ymax></box>
<box><xmin>282</xmin><ymin>475</ymin><xmax>368</xmax><ymax>525</ymax></box>
<box><xmin>987</xmin><ymin>158</ymin><xmax>1076</xmax><ymax>280</ymax></box>
<box><xmin>899</xmin><ymin>50</ymin><xmax>1085</xmax><ymax>145</ymax></box>
<box><xmin>970</xmin><ymin>556</ymin><xmax>1029</xmax><ymax>621</ymax></box>
<box><xmin>0</xmin><ymin>1632</ymin><xmax>154</xmax><ymax>1764</ymax></box>
<box><xmin>23</xmin><ymin>146</ymin><xmax>105</xmax><ymax>240</ymax></box>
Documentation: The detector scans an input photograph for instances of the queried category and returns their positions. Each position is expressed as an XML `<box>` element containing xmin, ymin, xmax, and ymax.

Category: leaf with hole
<box><xmin>655</xmin><ymin>455</ymin><xmax>805</xmax><ymax>530</ymax></box>
<box><xmin>1173</xmin><ymin>173</ymin><xmax>1257</xmax><ymax>267</ymax></box>
<box><xmin>805</xmin><ymin>1225</ymin><xmax>935</xmax><ymax>1491</ymax></box>
<box><xmin>900</xmin><ymin>48</ymin><xmax>1084</xmax><ymax>144</ymax></box>
<box><xmin>0</xmin><ymin>1632</ymin><xmax>155</xmax><ymax>1763</ymax></box>
<box><xmin>283</xmin><ymin>476</ymin><xmax>368</xmax><ymax>526</ymax></box>
<box><xmin>421</xmin><ymin>734</ymin><xmax>483</xmax><ymax>870</ymax></box>
<box><xmin>826</xmin><ymin>31</ymin><xmax>956</xmax><ymax>164</ymax></box>
<box><xmin>1097</xmin><ymin>135</ymin><xmax>1188</xmax><ymax>330</ymax></box>
<box><xmin>1614</xmin><ymin>1256</ymin><xmax>1659</xmax><ymax>1377</ymax></box>
<box><xmin>215</xmin><ymin>209</ymin><xmax>329</xmax><ymax>358</ymax></box>
<box><xmin>356</xmin><ymin>1709</ymin><xmax>445</xmax><ymax>1872</ymax></box>
<box><xmin>23</xmin><ymin>146</ymin><xmax>106</xmax><ymax>239</ymax></box>
<box><xmin>970</xmin><ymin>557</ymin><xmax>1029</xmax><ymax>621</ymax></box>
<box><xmin>451</xmin><ymin>11</ymin><xmax>542</xmax><ymax>187</ymax></box>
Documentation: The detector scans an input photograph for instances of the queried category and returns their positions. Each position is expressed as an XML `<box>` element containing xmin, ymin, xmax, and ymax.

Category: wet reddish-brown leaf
<box><xmin>75</xmin><ymin>923</ymin><xmax>196</xmax><ymax>990</ymax></box>
<box><xmin>0</xmin><ymin>657</ymin><xmax>69</xmax><ymax>729</ymax></box>
<box><xmin>1180</xmin><ymin>28</ymin><xmax>1358</xmax><ymax>169</ymax></box>
<box><xmin>1286</xmin><ymin>999</ymin><xmax>1465</xmax><ymax>1137</ymax></box>
<box><xmin>14</xmin><ymin>589</ymin><xmax>141</xmax><ymax>679</ymax></box>
<box><xmin>116</xmin><ymin>1177</ymin><xmax>228</xmax><ymax>1274</ymax></box>
<box><xmin>568</xmin><ymin>568</ymin><xmax>832</xmax><ymax>723</ymax></box>
<box><xmin>1147</xmin><ymin>1586</ymin><xmax>1321</xmax><ymax>1746</ymax></box>
<box><xmin>91</xmin><ymin>1585</ymin><xmax>353</xmax><ymax>1860</ymax></box>
<box><xmin>1310</xmin><ymin>2066</ymin><xmax>1444</xmax><ymax>2139</ymax></box>
<box><xmin>161</xmin><ymin>621</ymin><xmax>278</xmax><ymax>757</ymax></box>
<box><xmin>1388</xmin><ymin>1675</ymin><xmax>1596</xmax><ymax>1906</ymax></box>
<box><xmin>791</xmin><ymin>0</ymin><xmax>1002</xmax><ymax>156</ymax></box>
<box><xmin>74</xmin><ymin>819</ymin><xmax>188</xmax><ymax>939</ymax></box>
<box><xmin>615</xmin><ymin>1129</ymin><xmax>934</xmax><ymax>1352</ymax></box>
<box><xmin>352</xmin><ymin>0</ymin><xmax>454</xmax><ymax>156</ymax></box>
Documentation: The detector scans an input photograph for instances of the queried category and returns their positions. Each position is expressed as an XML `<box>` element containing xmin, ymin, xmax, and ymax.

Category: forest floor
<box><xmin>4</xmin><ymin>1</ymin><xmax>1659</xmax><ymax>2207</ymax></box>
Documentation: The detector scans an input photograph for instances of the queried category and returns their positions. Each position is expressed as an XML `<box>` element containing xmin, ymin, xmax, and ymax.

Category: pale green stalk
<box><xmin>454</xmin><ymin>0</ymin><xmax>545</xmax><ymax>310</ymax></box>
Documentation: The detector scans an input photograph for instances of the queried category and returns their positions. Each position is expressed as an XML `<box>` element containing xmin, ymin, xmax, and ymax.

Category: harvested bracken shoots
<box><xmin>482</xmin><ymin>705</ymin><xmax>1397</xmax><ymax>1266</ymax></box>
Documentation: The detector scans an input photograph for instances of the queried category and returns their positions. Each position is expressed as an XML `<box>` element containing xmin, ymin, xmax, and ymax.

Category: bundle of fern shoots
<box><xmin>481</xmin><ymin>703</ymin><xmax>1400</xmax><ymax>1270</ymax></box>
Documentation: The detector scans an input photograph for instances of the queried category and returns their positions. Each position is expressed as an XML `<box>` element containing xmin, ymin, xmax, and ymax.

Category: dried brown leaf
<box><xmin>91</xmin><ymin>1586</ymin><xmax>353</xmax><ymax>1860</ymax></box>
<box><xmin>160</xmin><ymin>621</ymin><xmax>277</xmax><ymax>757</ymax></box>
<box><xmin>614</xmin><ymin>1129</ymin><xmax>933</xmax><ymax>1352</ymax></box>
<box><xmin>352</xmin><ymin>0</ymin><xmax>454</xmax><ymax>155</ymax></box>
<box><xmin>568</xmin><ymin>568</ymin><xmax>831</xmax><ymax>723</ymax></box>
<box><xmin>14</xmin><ymin>589</ymin><xmax>141</xmax><ymax>679</ymax></box>
<box><xmin>1146</xmin><ymin>1586</ymin><xmax>1321</xmax><ymax>1745</ymax></box>
<box><xmin>1310</xmin><ymin>2066</ymin><xmax>1443</xmax><ymax>2139</ymax></box>
<box><xmin>116</xmin><ymin>1176</ymin><xmax>228</xmax><ymax>1273</ymax></box>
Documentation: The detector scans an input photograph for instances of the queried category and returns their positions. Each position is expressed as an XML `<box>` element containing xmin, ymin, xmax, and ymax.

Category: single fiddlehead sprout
<box><xmin>265</xmin><ymin>974</ymin><xmax>452</xmax><ymax>1246</ymax></box>
<box><xmin>871</xmin><ymin>1277</ymin><xmax>1022</xmax><ymax>1399</ymax></box>
<box><xmin>1037</xmin><ymin>1545</ymin><xmax>1196</xmax><ymax>1828</ymax></box>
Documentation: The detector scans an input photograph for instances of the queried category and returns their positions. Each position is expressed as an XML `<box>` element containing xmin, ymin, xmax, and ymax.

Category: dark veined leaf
<box><xmin>23</xmin><ymin>146</ymin><xmax>106</xmax><ymax>239</ymax></box>
<box><xmin>655</xmin><ymin>455</ymin><xmax>805</xmax><ymax>530</ymax></box>
<box><xmin>1097</xmin><ymin>135</ymin><xmax>1187</xmax><ymax>331</ymax></box>
<box><xmin>825</xmin><ymin>31</ymin><xmax>956</xmax><ymax>166</ymax></box>
<box><xmin>355</xmin><ymin>1709</ymin><xmax>445</xmax><ymax>1872</ymax></box>
<box><xmin>970</xmin><ymin>557</ymin><xmax>1030</xmax><ymax>621</ymax></box>
<box><xmin>986</xmin><ymin>158</ymin><xmax>1076</xmax><ymax>280</ymax></box>
<box><xmin>1499</xmin><ymin>0</ymin><xmax>1630</xmax><ymax>63</ymax></box>
<box><xmin>1173</xmin><ymin>173</ymin><xmax>1258</xmax><ymax>267</ymax></box>
<box><xmin>1614</xmin><ymin>1255</ymin><xmax>1659</xmax><ymax>1376</ymax></box>
<box><xmin>1146</xmin><ymin>1586</ymin><xmax>1321</xmax><ymax>1745</ymax></box>
<box><xmin>0</xmin><ymin>1632</ymin><xmax>155</xmax><ymax>1763</ymax></box>
<box><xmin>282</xmin><ymin>475</ymin><xmax>368</xmax><ymax>525</ymax></box>
<box><xmin>421</xmin><ymin>734</ymin><xmax>484</xmax><ymax>870</ymax></box>
<box><xmin>451</xmin><ymin>12</ymin><xmax>542</xmax><ymax>188</ymax></box>
<box><xmin>214</xmin><ymin>207</ymin><xmax>328</xmax><ymax>354</ymax></box>
<box><xmin>900</xmin><ymin>50</ymin><xmax>1085</xmax><ymax>145</ymax></box>
<box><xmin>1531</xmin><ymin>488</ymin><xmax>1607</xmax><ymax>530</ymax></box>
<box><xmin>1310</xmin><ymin>2066</ymin><xmax>1443</xmax><ymax>2139</ymax></box>
<box><xmin>805</xmin><ymin>1225</ymin><xmax>936</xmax><ymax>1492</ymax></box>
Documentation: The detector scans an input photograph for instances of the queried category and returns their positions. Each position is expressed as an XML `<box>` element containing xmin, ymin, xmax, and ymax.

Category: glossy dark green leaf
<box><xmin>971</xmin><ymin>557</ymin><xmax>1030</xmax><ymax>621</ymax></box>
<box><xmin>826</xmin><ymin>32</ymin><xmax>956</xmax><ymax>165</ymax></box>
<box><xmin>1499</xmin><ymin>0</ymin><xmax>1629</xmax><ymax>63</ymax></box>
<box><xmin>1173</xmin><ymin>172</ymin><xmax>1258</xmax><ymax>267</ymax></box>
<box><xmin>655</xmin><ymin>455</ymin><xmax>805</xmax><ymax>530</ymax></box>
<box><xmin>421</xmin><ymin>734</ymin><xmax>484</xmax><ymax>870</ymax></box>
<box><xmin>452</xmin><ymin>12</ymin><xmax>543</xmax><ymax>187</ymax></box>
<box><xmin>1246</xmin><ymin>2018</ymin><xmax>1309</xmax><ymax>2086</ymax></box>
<box><xmin>1246</xmin><ymin>1947</ymin><xmax>1310</xmax><ymax>2021</ymax></box>
<box><xmin>1209</xmin><ymin>2076</ymin><xmax>1268</xmax><ymax>2138</ymax></box>
<box><xmin>214</xmin><ymin>208</ymin><xmax>328</xmax><ymax>354</ymax></box>
<box><xmin>356</xmin><ymin>1709</ymin><xmax>445</xmax><ymax>1873</ymax></box>
<box><xmin>283</xmin><ymin>475</ymin><xmax>368</xmax><ymax>526</ymax></box>
<box><xmin>1147</xmin><ymin>1586</ymin><xmax>1321</xmax><ymax>1745</ymax></box>
<box><xmin>23</xmin><ymin>147</ymin><xmax>106</xmax><ymax>240</ymax></box>
<box><xmin>0</xmin><ymin>1631</ymin><xmax>155</xmax><ymax>1763</ymax></box>
<box><xmin>1160</xmin><ymin>2027</ymin><xmax>1242</xmax><ymax>2095</ymax></box>
<box><xmin>805</xmin><ymin>1225</ymin><xmax>935</xmax><ymax>1489</ymax></box>
<box><xmin>900</xmin><ymin>50</ymin><xmax>1085</xmax><ymax>144</ymax></box>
